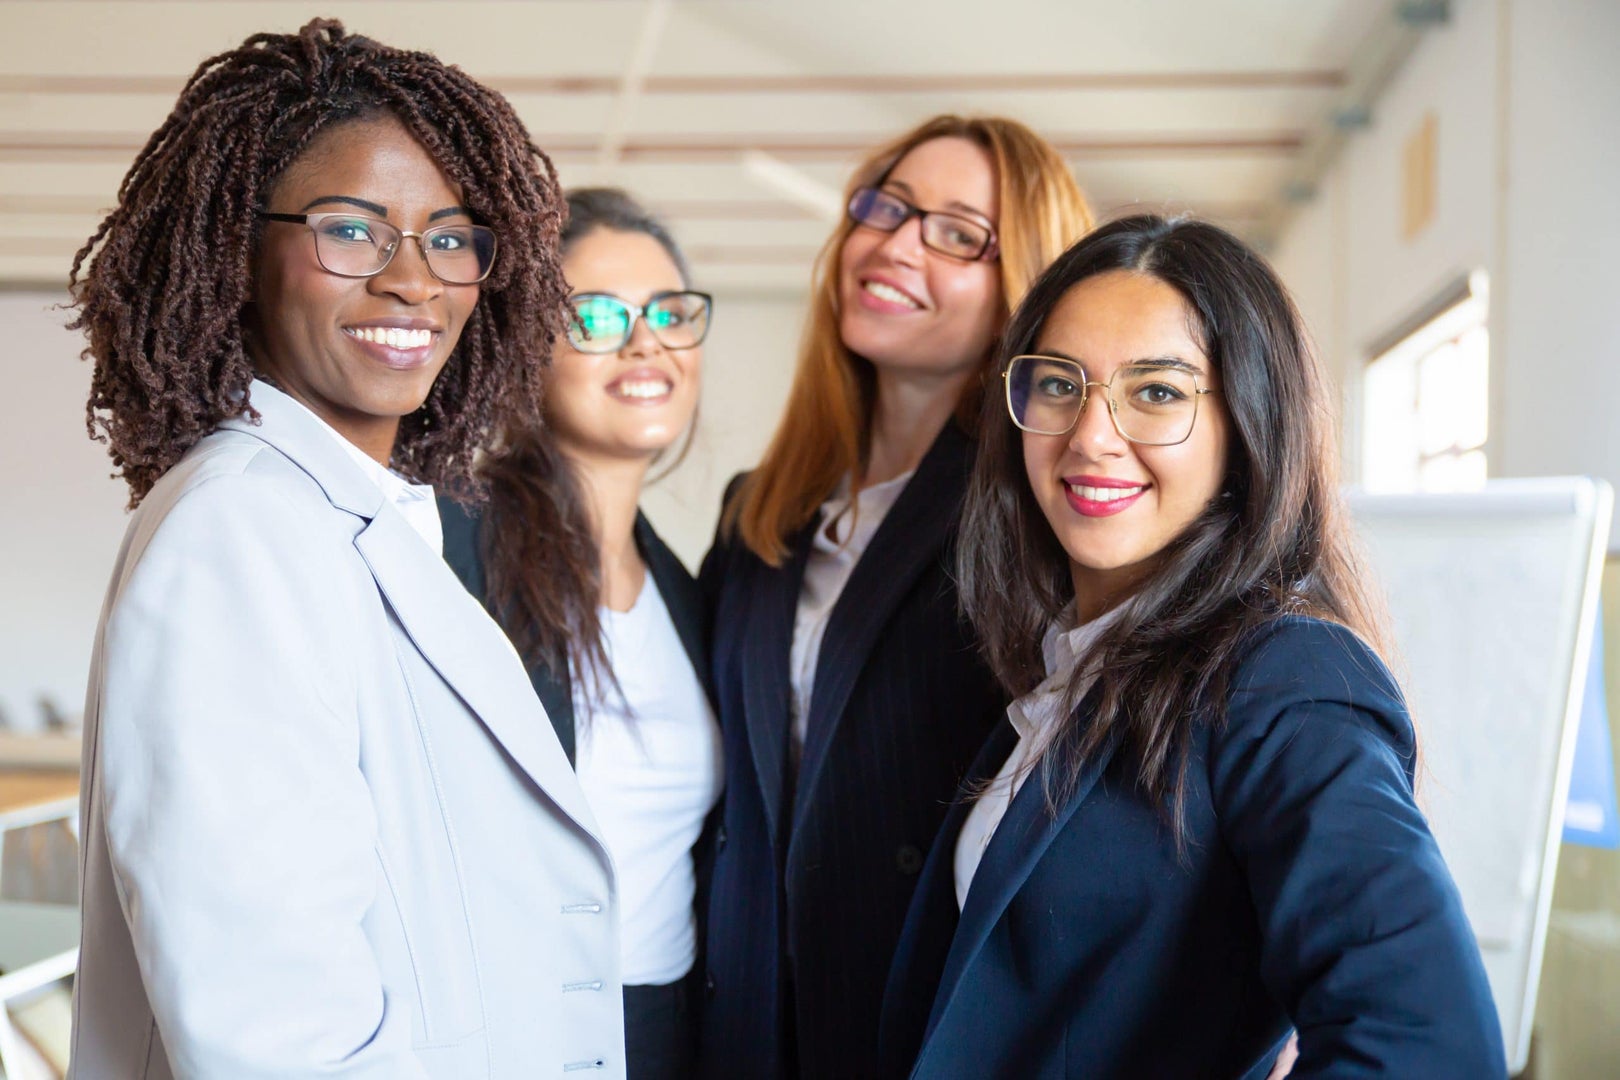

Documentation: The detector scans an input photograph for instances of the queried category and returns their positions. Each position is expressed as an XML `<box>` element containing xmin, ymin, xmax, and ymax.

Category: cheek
<box><xmin>935</xmin><ymin>267</ymin><xmax>1001</xmax><ymax>339</ymax></box>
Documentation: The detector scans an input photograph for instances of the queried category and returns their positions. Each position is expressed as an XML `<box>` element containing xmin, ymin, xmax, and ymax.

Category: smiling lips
<box><xmin>1064</xmin><ymin>476</ymin><xmax>1149</xmax><ymax>517</ymax></box>
<box><xmin>606</xmin><ymin>370</ymin><xmax>675</xmax><ymax>404</ymax></box>
<box><xmin>858</xmin><ymin>277</ymin><xmax>924</xmax><ymax>311</ymax></box>
<box><xmin>343</xmin><ymin>323</ymin><xmax>440</xmax><ymax>370</ymax></box>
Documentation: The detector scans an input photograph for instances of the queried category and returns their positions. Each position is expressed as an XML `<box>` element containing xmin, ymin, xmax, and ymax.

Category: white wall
<box><xmin>0</xmin><ymin>291</ymin><xmax>129</xmax><ymax>731</ymax></box>
<box><xmin>0</xmin><ymin>287</ymin><xmax>804</xmax><ymax>726</ymax></box>
<box><xmin>1272</xmin><ymin>0</ymin><xmax>1620</xmax><ymax>546</ymax></box>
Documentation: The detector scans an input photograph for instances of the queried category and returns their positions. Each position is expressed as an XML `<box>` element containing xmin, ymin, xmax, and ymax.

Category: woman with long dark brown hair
<box><xmin>879</xmin><ymin>215</ymin><xmax>1504</xmax><ymax>1078</ymax></box>
<box><xmin>441</xmin><ymin>188</ymin><xmax>719</xmax><ymax>1080</ymax></box>
<box><xmin>71</xmin><ymin>20</ymin><xmax>625</xmax><ymax>1077</ymax></box>
<box><xmin>697</xmin><ymin>115</ymin><xmax>1093</xmax><ymax>1078</ymax></box>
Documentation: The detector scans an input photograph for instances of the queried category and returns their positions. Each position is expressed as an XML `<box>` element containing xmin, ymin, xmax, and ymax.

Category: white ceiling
<box><xmin>0</xmin><ymin>0</ymin><xmax>1398</xmax><ymax>294</ymax></box>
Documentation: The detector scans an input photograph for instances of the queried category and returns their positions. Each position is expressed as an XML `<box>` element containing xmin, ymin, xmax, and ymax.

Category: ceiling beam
<box><xmin>0</xmin><ymin>69</ymin><xmax>1346</xmax><ymax>97</ymax></box>
<box><xmin>0</xmin><ymin>131</ymin><xmax>1305</xmax><ymax>164</ymax></box>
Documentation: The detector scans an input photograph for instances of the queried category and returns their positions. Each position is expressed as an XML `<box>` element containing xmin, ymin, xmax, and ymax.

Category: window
<box><xmin>1361</xmin><ymin>271</ymin><xmax>1489</xmax><ymax>492</ymax></box>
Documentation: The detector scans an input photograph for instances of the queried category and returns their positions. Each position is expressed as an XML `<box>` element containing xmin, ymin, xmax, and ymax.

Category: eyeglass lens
<box><xmin>309</xmin><ymin>213</ymin><xmax>496</xmax><ymax>284</ymax></box>
<box><xmin>1006</xmin><ymin>355</ymin><xmax>1203</xmax><ymax>445</ymax></box>
<box><xmin>567</xmin><ymin>292</ymin><xmax>712</xmax><ymax>353</ymax></box>
<box><xmin>847</xmin><ymin>187</ymin><xmax>993</xmax><ymax>261</ymax></box>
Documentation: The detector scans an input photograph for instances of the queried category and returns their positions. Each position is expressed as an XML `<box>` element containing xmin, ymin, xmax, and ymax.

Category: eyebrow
<box><xmin>880</xmin><ymin>179</ymin><xmax>993</xmax><ymax>225</ymax></box>
<box><xmin>1041</xmin><ymin>349</ymin><xmax>1209</xmax><ymax>376</ymax></box>
<box><xmin>297</xmin><ymin>196</ymin><xmax>472</xmax><ymax>223</ymax></box>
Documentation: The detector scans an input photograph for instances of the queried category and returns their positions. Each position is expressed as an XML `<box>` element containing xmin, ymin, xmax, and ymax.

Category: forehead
<box><xmin>1035</xmin><ymin>270</ymin><xmax>1209</xmax><ymax>372</ymax></box>
<box><xmin>563</xmin><ymin>227</ymin><xmax>685</xmax><ymax>297</ymax></box>
<box><xmin>270</xmin><ymin>114</ymin><xmax>464</xmax><ymax>212</ymax></box>
<box><xmin>883</xmin><ymin>136</ymin><xmax>999</xmax><ymax>221</ymax></box>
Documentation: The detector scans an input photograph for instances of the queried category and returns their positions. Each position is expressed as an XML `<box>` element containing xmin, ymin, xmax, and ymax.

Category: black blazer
<box><xmin>438</xmin><ymin>497</ymin><xmax>710</xmax><ymax>766</ymax></box>
<box><xmin>879</xmin><ymin>616</ymin><xmax>1505</xmax><ymax>1079</ymax></box>
<box><xmin>696</xmin><ymin>422</ymin><xmax>1004</xmax><ymax>1079</ymax></box>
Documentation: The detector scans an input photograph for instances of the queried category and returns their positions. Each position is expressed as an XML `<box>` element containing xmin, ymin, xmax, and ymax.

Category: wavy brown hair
<box><xmin>726</xmin><ymin>115</ymin><xmax>1095</xmax><ymax>564</ymax></box>
<box><xmin>68</xmin><ymin>18</ymin><xmax>568</xmax><ymax>506</ymax></box>
<box><xmin>480</xmin><ymin>188</ymin><xmax>698</xmax><ymax>698</ymax></box>
<box><xmin>958</xmin><ymin>215</ymin><xmax>1396</xmax><ymax>838</ymax></box>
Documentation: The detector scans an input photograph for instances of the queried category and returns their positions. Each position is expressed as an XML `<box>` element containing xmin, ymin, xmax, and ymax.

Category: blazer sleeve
<box><xmin>1208</xmin><ymin>617</ymin><xmax>1505</xmax><ymax>1078</ymax></box>
<box><xmin>95</xmin><ymin>470</ymin><xmax>430</xmax><ymax>1079</ymax></box>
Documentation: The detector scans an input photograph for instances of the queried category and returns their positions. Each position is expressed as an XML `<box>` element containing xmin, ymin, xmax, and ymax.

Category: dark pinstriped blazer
<box><xmin>696</xmin><ymin>421</ymin><xmax>1004</xmax><ymax>1079</ymax></box>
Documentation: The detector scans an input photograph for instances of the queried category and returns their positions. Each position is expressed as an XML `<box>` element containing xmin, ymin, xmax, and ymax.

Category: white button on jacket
<box><xmin>71</xmin><ymin>380</ymin><xmax>625</xmax><ymax>1079</ymax></box>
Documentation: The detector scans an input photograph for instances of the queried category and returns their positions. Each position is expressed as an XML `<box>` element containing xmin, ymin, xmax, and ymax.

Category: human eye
<box><xmin>318</xmin><ymin>215</ymin><xmax>380</xmax><ymax>245</ymax></box>
<box><xmin>647</xmin><ymin>301</ymin><xmax>688</xmax><ymax>329</ymax></box>
<box><xmin>1123</xmin><ymin>369</ymin><xmax>1194</xmax><ymax>408</ymax></box>
<box><xmin>1035</xmin><ymin>373</ymin><xmax>1082</xmax><ymax>398</ymax></box>
<box><xmin>427</xmin><ymin>225</ymin><xmax>473</xmax><ymax>252</ymax></box>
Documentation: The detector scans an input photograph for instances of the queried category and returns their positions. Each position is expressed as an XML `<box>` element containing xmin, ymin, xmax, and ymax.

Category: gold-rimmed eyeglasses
<box><xmin>257</xmin><ymin>211</ymin><xmax>497</xmax><ymax>285</ymax></box>
<box><xmin>1003</xmin><ymin>353</ymin><xmax>1215</xmax><ymax>446</ymax></box>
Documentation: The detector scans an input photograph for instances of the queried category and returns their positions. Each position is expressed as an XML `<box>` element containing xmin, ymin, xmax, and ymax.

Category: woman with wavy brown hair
<box><xmin>697</xmin><ymin>115</ymin><xmax>1093</xmax><ymax>1079</ymax></box>
<box><xmin>441</xmin><ymin>187</ymin><xmax>719</xmax><ymax>1080</ymax></box>
<box><xmin>70</xmin><ymin>21</ymin><xmax>624</xmax><ymax>1078</ymax></box>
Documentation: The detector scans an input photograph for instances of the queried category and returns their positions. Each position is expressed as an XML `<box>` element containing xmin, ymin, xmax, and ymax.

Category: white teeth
<box><xmin>612</xmin><ymin>379</ymin><xmax>673</xmax><ymax>399</ymax></box>
<box><xmin>347</xmin><ymin>327</ymin><xmax>433</xmax><ymax>349</ymax></box>
<box><xmin>862</xmin><ymin>280</ymin><xmax>922</xmax><ymax>309</ymax></box>
<box><xmin>1067</xmin><ymin>483</ymin><xmax>1144</xmax><ymax>502</ymax></box>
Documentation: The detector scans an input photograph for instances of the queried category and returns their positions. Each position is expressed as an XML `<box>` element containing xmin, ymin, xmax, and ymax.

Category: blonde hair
<box><xmin>728</xmin><ymin>115</ymin><xmax>1095</xmax><ymax>564</ymax></box>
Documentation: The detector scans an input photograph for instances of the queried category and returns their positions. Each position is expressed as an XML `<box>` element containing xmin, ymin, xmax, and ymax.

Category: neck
<box><xmin>863</xmin><ymin>366</ymin><xmax>974</xmax><ymax>486</ymax></box>
<box><xmin>565</xmin><ymin>446</ymin><xmax>652</xmax><ymax>613</ymax></box>
<box><xmin>254</xmin><ymin>364</ymin><xmax>398</xmax><ymax>466</ymax></box>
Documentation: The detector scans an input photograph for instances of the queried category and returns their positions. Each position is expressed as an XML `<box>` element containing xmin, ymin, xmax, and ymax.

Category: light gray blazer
<box><xmin>71</xmin><ymin>382</ymin><xmax>625</xmax><ymax>1079</ymax></box>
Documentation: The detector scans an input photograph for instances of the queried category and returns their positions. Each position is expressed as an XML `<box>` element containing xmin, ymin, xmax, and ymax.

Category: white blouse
<box><xmin>278</xmin><ymin>387</ymin><xmax>443</xmax><ymax>555</ymax></box>
<box><xmin>573</xmin><ymin>575</ymin><xmax>724</xmax><ymax>986</ymax></box>
<box><xmin>788</xmin><ymin>470</ymin><xmax>915</xmax><ymax>757</ymax></box>
<box><xmin>954</xmin><ymin>608</ymin><xmax>1122</xmax><ymax>910</ymax></box>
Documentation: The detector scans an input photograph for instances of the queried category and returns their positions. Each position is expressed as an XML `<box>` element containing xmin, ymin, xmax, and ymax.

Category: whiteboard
<box><xmin>1347</xmin><ymin>477</ymin><xmax>1613</xmax><ymax>1074</ymax></box>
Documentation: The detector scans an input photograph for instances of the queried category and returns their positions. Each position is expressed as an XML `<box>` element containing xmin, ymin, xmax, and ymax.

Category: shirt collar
<box><xmin>1008</xmin><ymin>605</ymin><xmax>1125</xmax><ymax>741</ymax></box>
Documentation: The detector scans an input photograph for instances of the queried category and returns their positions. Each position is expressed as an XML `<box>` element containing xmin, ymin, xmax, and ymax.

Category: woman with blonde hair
<box><xmin>697</xmin><ymin>115</ymin><xmax>1093</xmax><ymax>1079</ymax></box>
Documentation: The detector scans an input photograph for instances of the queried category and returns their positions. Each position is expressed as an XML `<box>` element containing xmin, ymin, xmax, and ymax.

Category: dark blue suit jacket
<box><xmin>697</xmin><ymin>422</ymin><xmax>1004</xmax><ymax>1079</ymax></box>
<box><xmin>880</xmin><ymin>616</ymin><xmax>1505</xmax><ymax>1079</ymax></box>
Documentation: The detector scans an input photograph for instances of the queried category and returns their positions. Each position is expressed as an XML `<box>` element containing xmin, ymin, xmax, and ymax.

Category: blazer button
<box><xmin>717</xmin><ymin>825</ymin><xmax>728</xmax><ymax>850</ymax></box>
<box><xmin>896</xmin><ymin>844</ymin><xmax>924</xmax><ymax>876</ymax></box>
<box><xmin>704</xmin><ymin>971</ymin><xmax>717</xmax><ymax>999</ymax></box>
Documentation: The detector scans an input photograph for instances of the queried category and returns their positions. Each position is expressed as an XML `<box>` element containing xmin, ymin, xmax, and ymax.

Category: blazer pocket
<box><xmin>371</xmin><ymin>844</ymin><xmax>486</xmax><ymax>1049</ymax></box>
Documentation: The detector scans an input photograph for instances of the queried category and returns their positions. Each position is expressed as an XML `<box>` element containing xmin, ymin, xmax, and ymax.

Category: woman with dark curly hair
<box><xmin>70</xmin><ymin>20</ymin><xmax>623</xmax><ymax>1079</ymax></box>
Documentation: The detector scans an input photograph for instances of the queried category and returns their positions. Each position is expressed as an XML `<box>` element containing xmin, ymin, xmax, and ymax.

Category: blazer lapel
<box><xmin>223</xmin><ymin>382</ymin><xmax>602</xmax><ymax>846</ymax></box>
<box><xmin>792</xmin><ymin>422</ymin><xmax>973</xmax><ymax>826</ymax></box>
<box><xmin>740</xmin><ymin>516</ymin><xmax>818</xmax><ymax>851</ymax></box>
<box><xmin>356</xmin><ymin>508</ymin><xmax>602</xmax><ymax>842</ymax></box>
<box><xmin>918</xmin><ymin>692</ymin><xmax>1117</xmax><ymax>1057</ymax></box>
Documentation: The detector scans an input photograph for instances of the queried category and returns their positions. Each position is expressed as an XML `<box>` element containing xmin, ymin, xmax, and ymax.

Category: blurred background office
<box><xmin>0</xmin><ymin>2</ymin><xmax>1615</xmax><ymax>1077</ymax></box>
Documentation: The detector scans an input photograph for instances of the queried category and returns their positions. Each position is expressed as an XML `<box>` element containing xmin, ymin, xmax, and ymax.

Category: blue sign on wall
<box><xmin>1563</xmin><ymin>611</ymin><xmax>1618</xmax><ymax>849</ymax></box>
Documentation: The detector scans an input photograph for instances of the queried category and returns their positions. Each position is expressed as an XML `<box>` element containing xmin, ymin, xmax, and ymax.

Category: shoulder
<box><xmin>139</xmin><ymin>430</ymin><xmax>341</xmax><ymax>548</ymax></box>
<box><xmin>1215</xmin><ymin>614</ymin><xmax>1414</xmax><ymax>767</ymax></box>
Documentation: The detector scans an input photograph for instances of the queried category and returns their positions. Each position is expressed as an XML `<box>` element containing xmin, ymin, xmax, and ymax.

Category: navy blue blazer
<box><xmin>438</xmin><ymin>497</ymin><xmax>710</xmax><ymax>766</ymax></box>
<box><xmin>697</xmin><ymin>421</ymin><xmax>1004</xmax><ymax>1079</ymax></box>
<box><xmin>879</xmin><ymin>616</ymin><xmax>1505</xmax><ymax>1079</ymax></box>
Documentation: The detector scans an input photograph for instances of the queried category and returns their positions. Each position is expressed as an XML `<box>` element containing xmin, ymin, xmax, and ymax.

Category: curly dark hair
<box><xmin>68</xmin><ymin>17</ymin><xmax>568</xmax><ymax>506</ymax></box>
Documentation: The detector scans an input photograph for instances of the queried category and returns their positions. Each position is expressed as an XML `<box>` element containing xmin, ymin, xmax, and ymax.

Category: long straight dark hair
<box><xmin>958</xmin><ymin>214</ymin><xmax>1396</xmax><ymax>836</ymax></box>
<box><xmin>480</xmin><ymin>188</ymin><xmax>694</xmax><ymax>697</ymax></box>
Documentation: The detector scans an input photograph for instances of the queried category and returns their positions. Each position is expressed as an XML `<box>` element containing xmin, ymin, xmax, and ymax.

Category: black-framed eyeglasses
<box><xmin>846</xmin><ymin>186</ymin><xmax>999</xmax><ymax>262</ymax></box>
<box><xmin>1004</xmin><ymin>354</ymin><xmax>1215</xmax><ymax>446</ymax></box>
<box><xmin>257</xmin><ymin>211</ymin><xmax>497</xmax><ymax>285</ymax></box>
<box><xmin>566</xmin><ymin>291</ymin><xmax>714</xmax><ymax>354</ymax></box>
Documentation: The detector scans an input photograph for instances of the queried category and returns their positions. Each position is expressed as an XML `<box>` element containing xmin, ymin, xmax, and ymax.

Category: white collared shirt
<box><xmin>953</xmin><ymin>607</ymin><xmax>1122</xmax><ymax>910</ymax></box>
<box><xmin>788</xmin><ymin>469</ymin><xmax>915</xmax><ymax>757</ymax></box>
<box><xmin>266</xmin><ymin>383</ymin><xmax>444</xmax><ymax>556</ymax></box>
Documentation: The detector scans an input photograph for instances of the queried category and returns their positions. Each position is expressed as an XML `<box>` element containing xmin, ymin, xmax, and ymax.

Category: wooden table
<box><xmin>0</xmin><ymin>773</ymin><xmax>76</xmax><ymax>834</ymax></box>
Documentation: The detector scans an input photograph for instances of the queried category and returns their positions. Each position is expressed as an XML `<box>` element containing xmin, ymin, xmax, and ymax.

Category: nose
<box><xmin>873</xmin><ymin>213</ymin><xmax>927</xmax><ymax>266</ymax></box>
<box><xmin>619</xmin><ymin>312</ymin><xmax>666</xmax><ymax>360</ymax></box>
<box><xmin>368</xmin><ymin>235</ymin><xmax>444</xmax><ymax>306</ymax></box>
<box><xmin>1067</xmin><ymin>383</ymin><xmax>1126</xmax><ymax>458</ymax></box>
